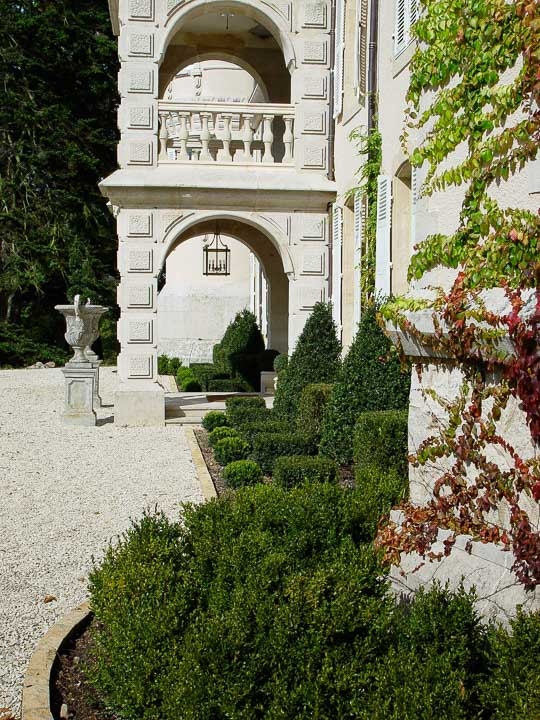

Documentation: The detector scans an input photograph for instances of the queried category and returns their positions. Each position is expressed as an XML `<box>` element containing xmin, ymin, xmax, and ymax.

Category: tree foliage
<box><xmin>273</xmin><ymin>302</ymin><xmax>341</xmax><ymax>422</ymax></box>
<box><xmin>0</xmin><ymin>0</ymin><xmax>118</xmax><ymax>348</ymax></box>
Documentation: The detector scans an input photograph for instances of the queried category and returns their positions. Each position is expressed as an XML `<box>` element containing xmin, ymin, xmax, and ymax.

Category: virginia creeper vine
<box><xmin>378</xmin><ymin>0</ymin><xmax>540</xmax><ymax>588</ymax></box>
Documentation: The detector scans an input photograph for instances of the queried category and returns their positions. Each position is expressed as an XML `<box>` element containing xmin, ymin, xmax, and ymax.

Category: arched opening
<box><xmin>158</xmin><ymin>218</ymin><xmax>289</xmax><ymax>363</ymax></box>
<box><xmin>159</xmin><ymin>9</ymin><xmax>291</xmax><ymax>102</ymax></box>
<box><xmin>157</xmin><ymin>6</ymin><xmax>294</xmax><ymax>165</ymax></box>
<box><xmin>391</xmin><ymin>161</ymin><xmax>412</xmax><ymax>296</ymax></box>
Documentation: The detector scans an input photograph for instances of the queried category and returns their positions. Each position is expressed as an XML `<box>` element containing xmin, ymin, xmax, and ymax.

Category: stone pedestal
<box><xmin>61</xmin><ymin>365</ymin><xmax>97</xmax><ymax>426</ymax></box>
<box><xmin>86</xmin><ymin>349</ymin><xmax>103</xmax><ymax>408</ymax></box>
<box><xmin>260</xmin><ymin>371</ymin><xmax>276</xmax><ymax>395</ymax></box>
<box><xmin>114</xmin><ymin>387</ymin><xmax>165</xmax><ymax>427</ymax></box>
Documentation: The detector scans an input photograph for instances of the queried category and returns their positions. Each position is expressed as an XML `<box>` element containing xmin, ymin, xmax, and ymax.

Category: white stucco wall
<box><xmin>157</xmin><ymin>234</ymin><xmax>253</xmax><ymax>363</ymax></box>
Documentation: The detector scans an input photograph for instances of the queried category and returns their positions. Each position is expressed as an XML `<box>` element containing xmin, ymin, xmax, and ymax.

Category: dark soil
<box><xmin>51</xmin><ymin>617</ymin><xmax>115</xmax><ymax>720</ymax></box>
<box><xmin>194</xmin><ymin>427</ymin><xmax>229</xmax><ymax>496</ymax></box>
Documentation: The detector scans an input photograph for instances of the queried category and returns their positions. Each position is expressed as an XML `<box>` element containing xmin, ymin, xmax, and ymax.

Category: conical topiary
<box><xmin>319</xmin><ymin>302</ymin><xmax>411</xmax><ymax>466</ymax></box>
<box><xmin>273</xmin><ymin>302</ymin><xmax>341</xmax><ymax>422</ymax></box>
<box><xmin>212</xmin><ymin>309</ymin><xmax>265</xmax><ymax>377</ymax></box>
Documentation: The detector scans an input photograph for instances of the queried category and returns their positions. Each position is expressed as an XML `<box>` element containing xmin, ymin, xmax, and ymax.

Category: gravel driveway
<box><xmin>0</xmin><ymin>367</ymin><xmax>204</xmax><ymax>718</ymax></box>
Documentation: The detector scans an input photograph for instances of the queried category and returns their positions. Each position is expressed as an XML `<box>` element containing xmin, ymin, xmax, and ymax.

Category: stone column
<box><xmin>115</xmin><ymin>209</ymin><xmax>164</xmax><ymax>427</ymax></box>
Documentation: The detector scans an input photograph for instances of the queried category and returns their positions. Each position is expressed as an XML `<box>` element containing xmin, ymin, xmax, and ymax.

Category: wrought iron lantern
<box><xmin>203</xmin><ymin>224</ymin><xmax>231</xmax><ymax>276</ymax></box>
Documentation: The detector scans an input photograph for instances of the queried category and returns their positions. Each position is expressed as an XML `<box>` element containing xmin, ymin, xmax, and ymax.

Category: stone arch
<box><xmin>160</xmin><ymin>0</ymin><xmax>297</xmax><ymax>72</ymax></box>
<box><xmin>161</xmin><ymin>211</ymin><xmax>294</xmax><ymax>277</ymax></box>
<box><xmin>160</xmin><ymin>212</ymin><xmax>292</xmax><ymax>353</ymax></box>
<box><xmin>160</xmin><ymin>52</ymin><xmax>270</xmax><ymax>103</ymax></box>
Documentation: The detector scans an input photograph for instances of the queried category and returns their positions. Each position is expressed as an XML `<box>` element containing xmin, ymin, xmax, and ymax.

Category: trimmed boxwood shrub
<box><xmin>250</xmin><ymin>432</ymin><xmax>316</xmax><ymax>474</ymax></box>
<box><xmin>176</xmin><ymin>367</ymin><xmax>202</xmax><ymax>392</ymax></box>
<box><xmin>208</xmin><ymin>378</ymin><xmax>251</xmax><ymax>393</ymax></box>
<box><xmin>167</xmin><ymin>357</ymin><xmax>182</xmax><ymax>376</ymax></box>
<box><xmin>274</xmin><ymin>302</ymin><xmax>341</xmax><ymax>422</ymax></box>
<box><xmin>202</xmin><ymin>411</ymin><xmax>229</xmax><ymax>432</ymax></box>
<box><xmin>208</xmin><ymin>426</ymin><xmax>239</xmax><ymax>448</ymax></box>
<box><xmin>225</xmin><ymin>396</ymin><xmax>268</xmax><ymax>428</ymax></box>
<box><xmin>296</xmin><ymin>383</ymin><xmax>333</xmax><ymax>443</ymax></box>
<box><xmin>238</xmin><ymin>420</ymin><xmax>289</xmax><ymax>446</ymax></box>
<box><xmin>88</xmin><ymin>493</ymin><xmax>539</xmax><ymax>720</ymax></box>
<box><xmin>354</xmin><ymin>464</ymin><xmax>408</xmax><ymax>538</ymax></box>
<box><xmin>214</xmin><ymin>436</ymin><xmax>250</xmax><ymax>466</ymax></box>
<box><xmin>273</xmin><ymin>455</ymin><xmax>338</xmax><ymax>488</ymax></box>
<box><xmin>190</xmin><ymin>364</ymin><xmax>229</xmax><ymax>392</ymax></box>
<box><xmin>353</xmin><ymin>410</ymin><xmax>409</xmax><ymax>477</ymax></box>
<box><xmin>223</xmin><ymin>459</ymin><xmax>264</xmax><ymax>488</ymax></box>
<box><xmin>213</xmin><ymin>309</ymin><xmax>265</xmax><ymax>376</ymax></box>
<box><xmin>88</xmin><ymin>485</ymin><xmax>391</xmax><ymax>720</ymax></box>
<box><xmin>158</xmin><ymin>354</ymin><xmax>170</xmax><ymax>375</ymax></box>
<box><xmin>320</xmin><ymin>302</ymin><xmax>411</xmax><ymax>466</ymax></box>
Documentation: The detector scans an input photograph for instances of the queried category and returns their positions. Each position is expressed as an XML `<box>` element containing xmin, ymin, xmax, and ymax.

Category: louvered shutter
<box><xmin>353</xmin><ymin>191</ymin><xmax>363</xmax><ymax>325</ymax></box>
<box><xmin>354</xmin><ymin>0</ymin><xmax>368</xmax><ymax>98</ymax></box>
<box><xmin>394</xmin><ymin>0</ymin><xmax>407</xmax><ymax>55</ymax></box>
<box><xmin>410</xmin><ymin>165</ymin><xmax>418</xmax><ymax>256</ymax></box>
<box><xmin>409</xmin><ymin>0</ymin><xmax>418</xmax><ymax>27</ymax></box>
<box><xmin>334</xmin><ymin>0</ymin><xmax>346</xmax><ymax>118</ymax></box>
<box><xmin>332</xmin><ymin>205</ymin><xmax>343</xmax><ymax>335</ymax></box>
<box><xmin>375</xmin><ymin>176</ymin><xmax>392</xmax><ymax>297</ymax></box>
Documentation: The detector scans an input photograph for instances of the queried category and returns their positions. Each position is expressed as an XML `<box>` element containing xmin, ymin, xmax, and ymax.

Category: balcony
<box><xmin>158</xmin><ymin>101</ymin><xmax>295</xmax><ymax>167</ymax></box>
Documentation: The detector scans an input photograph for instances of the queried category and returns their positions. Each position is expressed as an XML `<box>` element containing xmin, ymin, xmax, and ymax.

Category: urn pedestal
<box><xmin>55</xmin><ymin>297</ymin><xmax>108</xmax><ymax>426</ymax></box>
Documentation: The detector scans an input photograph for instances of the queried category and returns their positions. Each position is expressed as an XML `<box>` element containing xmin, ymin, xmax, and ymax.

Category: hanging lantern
<box><xmin>203</xmin><ymin>224</ymin><xmax>231</xmax><ymax>276</ymax></box>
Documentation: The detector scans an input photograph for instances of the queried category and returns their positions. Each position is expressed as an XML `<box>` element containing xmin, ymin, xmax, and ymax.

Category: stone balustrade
<box><xmin>158</xmin><ymin>101</ymin><xmax>295</xmax><ymax>166</ymax></box>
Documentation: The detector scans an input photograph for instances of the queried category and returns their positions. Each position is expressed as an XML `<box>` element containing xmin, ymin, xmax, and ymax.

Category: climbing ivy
<box><xmin>379</xmin><ymin>0</ymin><xmax>540</xmax><ymax>587</ymax></box>
<box><xmin>348</xmin><ymin>126</ymin><xmax>382</xmax><ymax>305</ymax></box>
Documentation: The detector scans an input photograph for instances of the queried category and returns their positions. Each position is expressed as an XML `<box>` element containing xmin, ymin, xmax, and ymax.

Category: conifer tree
<box><xmin>274</xmin><ymin>302</ymin><xmax>341</xmax><ymax>421</ymax></box>
<box><xmin>319</xmin><ymin>302</ymin><xmax>410</xmax><ymax>465</ymax></box>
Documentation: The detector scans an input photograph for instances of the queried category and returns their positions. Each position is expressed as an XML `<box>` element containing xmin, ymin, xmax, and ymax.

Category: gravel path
<box><xmin>0</xmin><ymin>368</ymin><xmax>204</xmax><ymax>718</ymax></box>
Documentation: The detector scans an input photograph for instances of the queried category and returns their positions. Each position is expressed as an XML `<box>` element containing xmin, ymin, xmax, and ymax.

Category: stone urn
<box><xmin>55</xmin><ymin>296</ymin><xmax>108</xmax><ymax>426</ymax></box>
<box><xmin>55</xmin><ymin>296</ymin><xmax>108</xmax><ymax>365</ymax></box>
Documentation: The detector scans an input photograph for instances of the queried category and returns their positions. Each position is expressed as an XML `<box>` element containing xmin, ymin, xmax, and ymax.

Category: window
<box><xmin>354</xmin><ymin>0</ymin><xmax>368</xmax><ymax>98</ymax></box>
<box><xmin>394</xmin><ymin>0</ymin><xmax>418</xmax><ymax>57</ymax></box>
<box><xmin>333</xmin><ymin>0</ymin><xmax>346</xmax><ymax>118</ymax></box>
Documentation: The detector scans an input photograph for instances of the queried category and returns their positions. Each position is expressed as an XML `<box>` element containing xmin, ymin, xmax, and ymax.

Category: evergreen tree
<box><xmin>319</xmin><ymin>302</ymin><xmax>411</xmax><ymax>466</ymax></box>
<box><xmin>0</xmin><ymin>0</ymin><xmax>118</xmax><ymax>347</ymax></box>
<box><xmin>274</xmin><ymin>302</ymin><xmax>341</xmax><ymax>421</ymax></box>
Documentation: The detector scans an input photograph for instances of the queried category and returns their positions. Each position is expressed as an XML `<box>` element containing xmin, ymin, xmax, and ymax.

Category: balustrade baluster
<box><xmin>241</xmin><ymin>113</ymin><xmax>254</xmax><ymax>163</ymax></box>
<box><xmin>283</xmin><ymin>115</ymin><xmax>294</xmax><ymax>163</ymax></box>
<box><xmin>158</xmin><ymin>112</ymin><xmax>169</xmax><ymax>162</ymax></box>
<box><xmin>199</xmin><ymin>112</ymin><xmax>212</xmax><ymax>162</ymax></box>
<box><xmin>177</xmin><ymin>112</ymin><xmax>190</xmax><ymax>160</ymax></box>
<box><xmin>262</xmin><ymin>115</ymin><xmax>275</xmax><ymax>165</ymax></box>
<box><xmin>219</xmin><ymin>113</ymin><xmax>233</xmax><ymax>162</ymax></box>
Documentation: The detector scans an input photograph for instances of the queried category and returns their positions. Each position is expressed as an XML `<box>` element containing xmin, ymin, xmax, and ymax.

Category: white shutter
<box><xmin>409</xmin><ymin>0</ymin><xmax>419</xmax><ymax>27</ymax></box>
<box><xmin>394</xmin><ymin>0</ymin><xmax>408</xmax><ymax>56</ymax></box>
<box><xmin>410</xmin><ymin>165</ymin><xmax>418</xmax><ymax>256</ymax></box>
<box><xmin>332</xmin><ymin>205</ymin><xmax>343</xmax><ymax>335</ymax></box>
<box><xmin>354</xmin><ymin>0</ymin><xmax>368</xmax><ymax>98</ymax></box>
<box><xmin>353</xmin><ymin>191</ymin><xmax>364</xmax><ymax>325</ymax></box>
<box><xmin>375</xmin><ymin>175</ymin><xmax>392</xmax><ymax>297</ymax></box>
<box><xmin>334</xmin><ymin>0</ymin><xmax>346</xmax><ymax>118</ymax></box>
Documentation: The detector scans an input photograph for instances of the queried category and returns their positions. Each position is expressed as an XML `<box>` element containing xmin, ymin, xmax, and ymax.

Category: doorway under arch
<box><xmin>160</xmin><ymin>217</ymin><xmax>290</xmax><ymax>357</ymax></box>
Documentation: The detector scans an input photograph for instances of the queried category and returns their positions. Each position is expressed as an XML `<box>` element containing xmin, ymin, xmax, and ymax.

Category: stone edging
<box><xmin>22</xmin><ymin>602</ymin><xmax>91</xmax><ymax>720</ymax></box>
<box><xmin>184</xmin><ymin>427</ymin><xmax>217</xmax><ymax>501</ymax></box>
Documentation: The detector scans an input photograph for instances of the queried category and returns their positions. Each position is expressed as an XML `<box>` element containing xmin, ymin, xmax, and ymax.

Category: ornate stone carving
<box><xmin>300</xmin><ymin>286</ymin><xmax>325</xmax><ymax>309</ymax></box>
<box><xmin>129</xmin><ymin>0</ymin><xmax>153</xmax><ymax>19</ymax></box>
<box><xmin>128</xmin><ymin>70</ymin><xmax>153</xmax><ymax>93</ymax></box>
<box><xmin>302</xmin><ymin>74</ymin><xmax>327</xmax><ymax>99</ymax></box>
<box><xmin>301</xmin><ymin>252</ymin><xmax>325</xmax><ymax>275</ymax></box>
<box><xmin>128</xmin><ymin>249</ymin><xmax>153</xmax><ymax>272</ymax></box>
<box><xmin>302</xmin><ymin>216</ymin><xmax>326</xmax><ymax>240</ymax></box>
<box><xmin>304</xmin><ymin>2</ymin><xmax>327</xmax><ymax>27</ymax></box>
<box><xmin>127</xmin><ymin>285</ymin><xmax>153</xmax><ymax>308</ymax></box>
<box><xmin>128</xmin><ymin>355</ymin><xmax>153</xmax><ymax>378</ymax></box>
<box><xmin>129</xmin><ymin>142</ymin><xmax>153</xmax><ymax>165</ymax></box>
<box><xmin>303</xmin><ymin>112</ymin><xmax>326</xmax><ymax>134</ymax></box>
<box><xmin>303</xmin><ymin>145</ymin><xmax>326</xmax><ymax>169</ymax></box>
<box><xmin>129</xmin><ymin>320</ymin><xmax>153</xmax><ymax>343</ymax></box>
<box><xmin>303</xmin><ymin>41</ymin><xmax>327</xmax><ymax>64</ymax></box>
<box><xmin>129</xmin><ymin>33</ymin><xmax>154</xmax><ymax>57</ymax></box>
<box><xmin>128</xmin><ymin>213</ymin><xmax>153</xmax><ymax>237</ymax></box>
<box><xmin>129</xmin><ymin>106</ymin><xmax>153</xmax><ymax>129</ymax></box>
